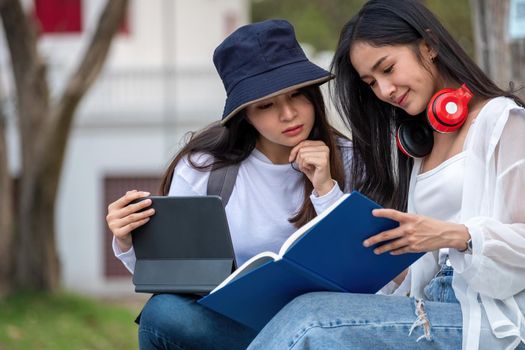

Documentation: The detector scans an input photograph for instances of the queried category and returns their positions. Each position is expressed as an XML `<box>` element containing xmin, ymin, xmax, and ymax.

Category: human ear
<box><xmin>422</xmin><ymin>29</ymin><xmax>438</xmax><ymax>62</ymax></box>
<box><xmin>420</xmin><ymin>39</ymin><xmax>438</xmax><ymax>63</ymax></box>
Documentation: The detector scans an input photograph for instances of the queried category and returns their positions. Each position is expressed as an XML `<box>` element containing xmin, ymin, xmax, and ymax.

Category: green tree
<box><xmin>252</xmin><ymin>0</ymin><xmax>367</xmax><ymax>52</ymax></box>
<box><xmin>252</xmin><ymin>0</ymin><xmax>474</xmax><ymax>57</ymax></box>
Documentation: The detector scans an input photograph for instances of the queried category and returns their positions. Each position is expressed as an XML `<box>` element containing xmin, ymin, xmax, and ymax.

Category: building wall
<box><xmin>2</xmin><ymin>0</ymin><xmax>249</xmax><ymax>296</ymax></box>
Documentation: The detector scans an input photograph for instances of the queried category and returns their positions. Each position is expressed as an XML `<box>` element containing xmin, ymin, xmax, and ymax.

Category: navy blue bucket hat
<box><xmin>213</xmin><ymin>19</ymin><xmax>334</xmax><ymax>125</ymax></box>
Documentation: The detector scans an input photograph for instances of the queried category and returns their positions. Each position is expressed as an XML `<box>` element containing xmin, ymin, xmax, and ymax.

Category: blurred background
<box><xmin>0</xmin><ymin>0</ymin><xmax>523</xmax><ymax>348</ymax></box>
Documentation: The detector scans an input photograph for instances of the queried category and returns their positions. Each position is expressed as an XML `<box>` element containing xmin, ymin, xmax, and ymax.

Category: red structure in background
<box><xmin>34</xmin><ymin>0</ymin><xmax>83</xmax><ymax>33</ymax></box>
<box><xmin>33</xmin><ymin>0</ymin><xmax>129</xmax><ymax>35</ymax></box>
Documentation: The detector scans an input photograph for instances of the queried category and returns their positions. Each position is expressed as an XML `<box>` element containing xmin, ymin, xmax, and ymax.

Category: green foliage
<box><xmin>0</xmin><ymin>292</ymin><xmax>139</xmax><ymax>350</ymax></box>
<box><xmin>425</xmin><ymin>0</ymin><xmax>474</xmax><ymax>57</ymax></box>
<box><xmin>251</xmin><ymin>0</ymin><xmax>474</xmax><ymax>58</ymax></box>
<box><xmin>252</xmin><ymin>0</ymin><xmax>367</xmax><ymax>52</ymax></box>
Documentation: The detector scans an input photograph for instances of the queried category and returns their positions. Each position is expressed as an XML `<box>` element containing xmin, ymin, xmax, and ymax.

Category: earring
<box><xmin>430</xmin><ymin>55</ymin><xmax>436</xmax><ymax>63</ymax></box>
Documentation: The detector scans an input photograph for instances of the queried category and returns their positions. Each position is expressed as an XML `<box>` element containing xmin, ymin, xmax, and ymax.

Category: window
<box><xmin>103</xmin><ymin>175</ymin><xmax>161</xmax><ymax>277</ymax></box>
<box><xmin>34</xmin><ymin>0</ymin><xmax>83</xmax><ymax>34</ymax></box>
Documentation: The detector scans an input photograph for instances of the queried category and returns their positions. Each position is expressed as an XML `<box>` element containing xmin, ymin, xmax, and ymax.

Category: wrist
<box><xmin>454</xmin><ymin>224</ymin><xmax>471</xmax><ymax>252</ymax></box>
<box><xmin>314</xmin><ymin>179</ymin><xmax>335</xmax><ymax>197</ymax></box>
<box><xmin>116</xmin><ymin>236</ymin><xmax>133</xmax><ymax>253</ymax></box>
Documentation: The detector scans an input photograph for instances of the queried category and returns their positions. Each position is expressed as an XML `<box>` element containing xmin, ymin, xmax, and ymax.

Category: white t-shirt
<box><xmin>114</xmin><ymin>142</ymin><xmax>352</xmax><ymax>272</ymax></box>
<box><xmin>413</xmin><ymin>151</ymin><xmax>466</xmax><ymax>265</ymax></box>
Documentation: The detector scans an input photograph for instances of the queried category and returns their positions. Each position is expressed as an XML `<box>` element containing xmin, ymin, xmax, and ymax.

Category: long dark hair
<box><xmin>160</xmin><ymin>84</ymin><xmax>346</xmax><ymax>228</ymax></box>
<box><xmin>330</xmin><ymin>0</ymin><xmax>524</xmax><ymax>210</ymax></box>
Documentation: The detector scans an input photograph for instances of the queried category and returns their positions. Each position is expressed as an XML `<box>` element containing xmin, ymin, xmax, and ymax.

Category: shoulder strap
<box><xmin>207</xmin><ymin>138</ymin><xmax>352</xmax><ymax>206</ymax></box>
<box><xmin>335</xmin><ymin>136</ymin><xmax>353</xmax><ymax>193</ymax></box>
<box><xmin>206</xmin><ymin>163</ymin><xmax>241</xmax><ymax>207</ymax></box>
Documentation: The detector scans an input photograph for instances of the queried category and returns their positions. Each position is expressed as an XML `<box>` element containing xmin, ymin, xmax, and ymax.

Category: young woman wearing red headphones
<box><xmin>247</xmin><ymin>1</ymin><xmax>525</xmax><ymax>349</ymax></box>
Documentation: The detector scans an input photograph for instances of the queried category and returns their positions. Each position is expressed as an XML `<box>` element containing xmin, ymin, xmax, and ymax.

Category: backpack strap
<box><xmin>206</xmin><ymin>163</ymin><xmax>241</xmax><ymax>207</ymax></box>
<box><xmin>206</xmin><ymin>137</ymin><xmax>352</xmax><ymax>206</ymax></box>
<box><xmin>335</xmin><ymin>137</ymin><xmax>353</xmax><ymax>192</ymax></box>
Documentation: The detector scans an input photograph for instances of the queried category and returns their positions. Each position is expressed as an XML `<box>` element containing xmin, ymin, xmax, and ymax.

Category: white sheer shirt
<box><xmin>393</xmin><ymin>97</ymin><xmax>525</xmax><ymax>350</ymax></box>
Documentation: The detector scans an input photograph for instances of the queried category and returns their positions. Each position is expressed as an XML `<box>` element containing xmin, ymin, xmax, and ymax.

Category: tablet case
<box><xmin>131</xmin><ymin>196</ymin><xmax>236</xmax><ymax>293</ymax></box>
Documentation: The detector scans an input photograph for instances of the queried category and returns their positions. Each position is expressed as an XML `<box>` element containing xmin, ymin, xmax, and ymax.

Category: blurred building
<box><xmin>1</xmin><ymin>0</ymin><xmax>249</xmax><ymax>296</ymax></box>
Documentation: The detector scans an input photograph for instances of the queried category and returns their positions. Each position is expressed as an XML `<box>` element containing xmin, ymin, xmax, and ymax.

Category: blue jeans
<box><xmin>424</xmin><ymin>261</ymin><xmax>458</xmax><ymax>304</ymax></box>
<box><xmin>247</xmin><ymin>293</ymin><xmax>463</xmax><ymax>349</ymax></box>
<box><xmin>247</xmin><ymin>259</ymin><xmax>524</xmax><ymax>349</ymax></box>
<box><xmin>138</xmin><ymin>293</ymin><xmax>257</xmax><ymax>350</ymax></box>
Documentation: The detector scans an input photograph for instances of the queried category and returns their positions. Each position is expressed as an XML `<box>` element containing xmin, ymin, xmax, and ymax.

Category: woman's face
<box><xmin>245</xmin><ymin>89</ymin><xmax>315</xmax><ymax>160</ymax></box>
<box><xmin>350</xmin><ymin>41</ymin><xmax>441</xmax><ymax>116</ymax></box>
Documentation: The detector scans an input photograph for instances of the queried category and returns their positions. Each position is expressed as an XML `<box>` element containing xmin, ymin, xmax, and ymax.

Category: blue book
<box><xmin>198</xmin><ymin>191</ymin><xmax>423</xmax><ymax>331</ymax></box>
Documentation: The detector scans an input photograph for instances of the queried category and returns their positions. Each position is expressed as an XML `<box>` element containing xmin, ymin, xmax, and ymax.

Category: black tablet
<box><xmin>131</xmin><ymin>196</ymin><xmax>236</xmax><ymax>294</ymax></box>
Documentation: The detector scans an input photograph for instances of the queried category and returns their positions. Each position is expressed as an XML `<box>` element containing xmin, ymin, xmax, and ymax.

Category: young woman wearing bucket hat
<box><xmin>247</xmin><ymin>1</ymin><xmax>525</xmax><ymax>349</ymax></box>
<box><xmin>106</xmin><ymin>19</ymin><xmax>352</xmax><ymax>349</ymax></box>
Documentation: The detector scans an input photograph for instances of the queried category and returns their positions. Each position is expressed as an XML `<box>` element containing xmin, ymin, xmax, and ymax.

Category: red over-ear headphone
<box><xmin>396</xmin><ymin>84</ymin><xmax>473</xmax><ymax>158</ymax></box>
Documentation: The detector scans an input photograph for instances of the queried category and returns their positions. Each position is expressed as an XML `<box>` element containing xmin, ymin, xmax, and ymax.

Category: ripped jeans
<box><xmin>247</xmin><ymin>258</ymin><xmax>513</xmax><ymax>350</ymax></box>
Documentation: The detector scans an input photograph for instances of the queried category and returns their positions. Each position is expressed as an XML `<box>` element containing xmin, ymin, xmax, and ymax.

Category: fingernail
<box><xmin>143</xmin><ymin>191</ymin><xmax>151</xmax><ymax>196</ymax></box>
<box><xmin>374</xmin><ymin>249</ymin><xmax>380</xmax><ymax>255</ymax></box>
<box><xmin>363</xmin><ymin>240</ymin><xmax>369</xmax><ymax>247</ymax></box>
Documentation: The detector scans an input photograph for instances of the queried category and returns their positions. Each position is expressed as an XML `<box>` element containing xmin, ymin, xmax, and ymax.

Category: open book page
<box><xmin>278</xmin><ymin>193</ymin><xmax>351</xmax><ymax>256</ymax></box>
<box><xmin>210</xmin><ymin>193</ymin><xmax>351</xmax><ymax>294</ymax></box>
<box><xmin>210</xmin><ymin>251</ymin><xmax>279</xmax><ymax>293</ymax></box>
